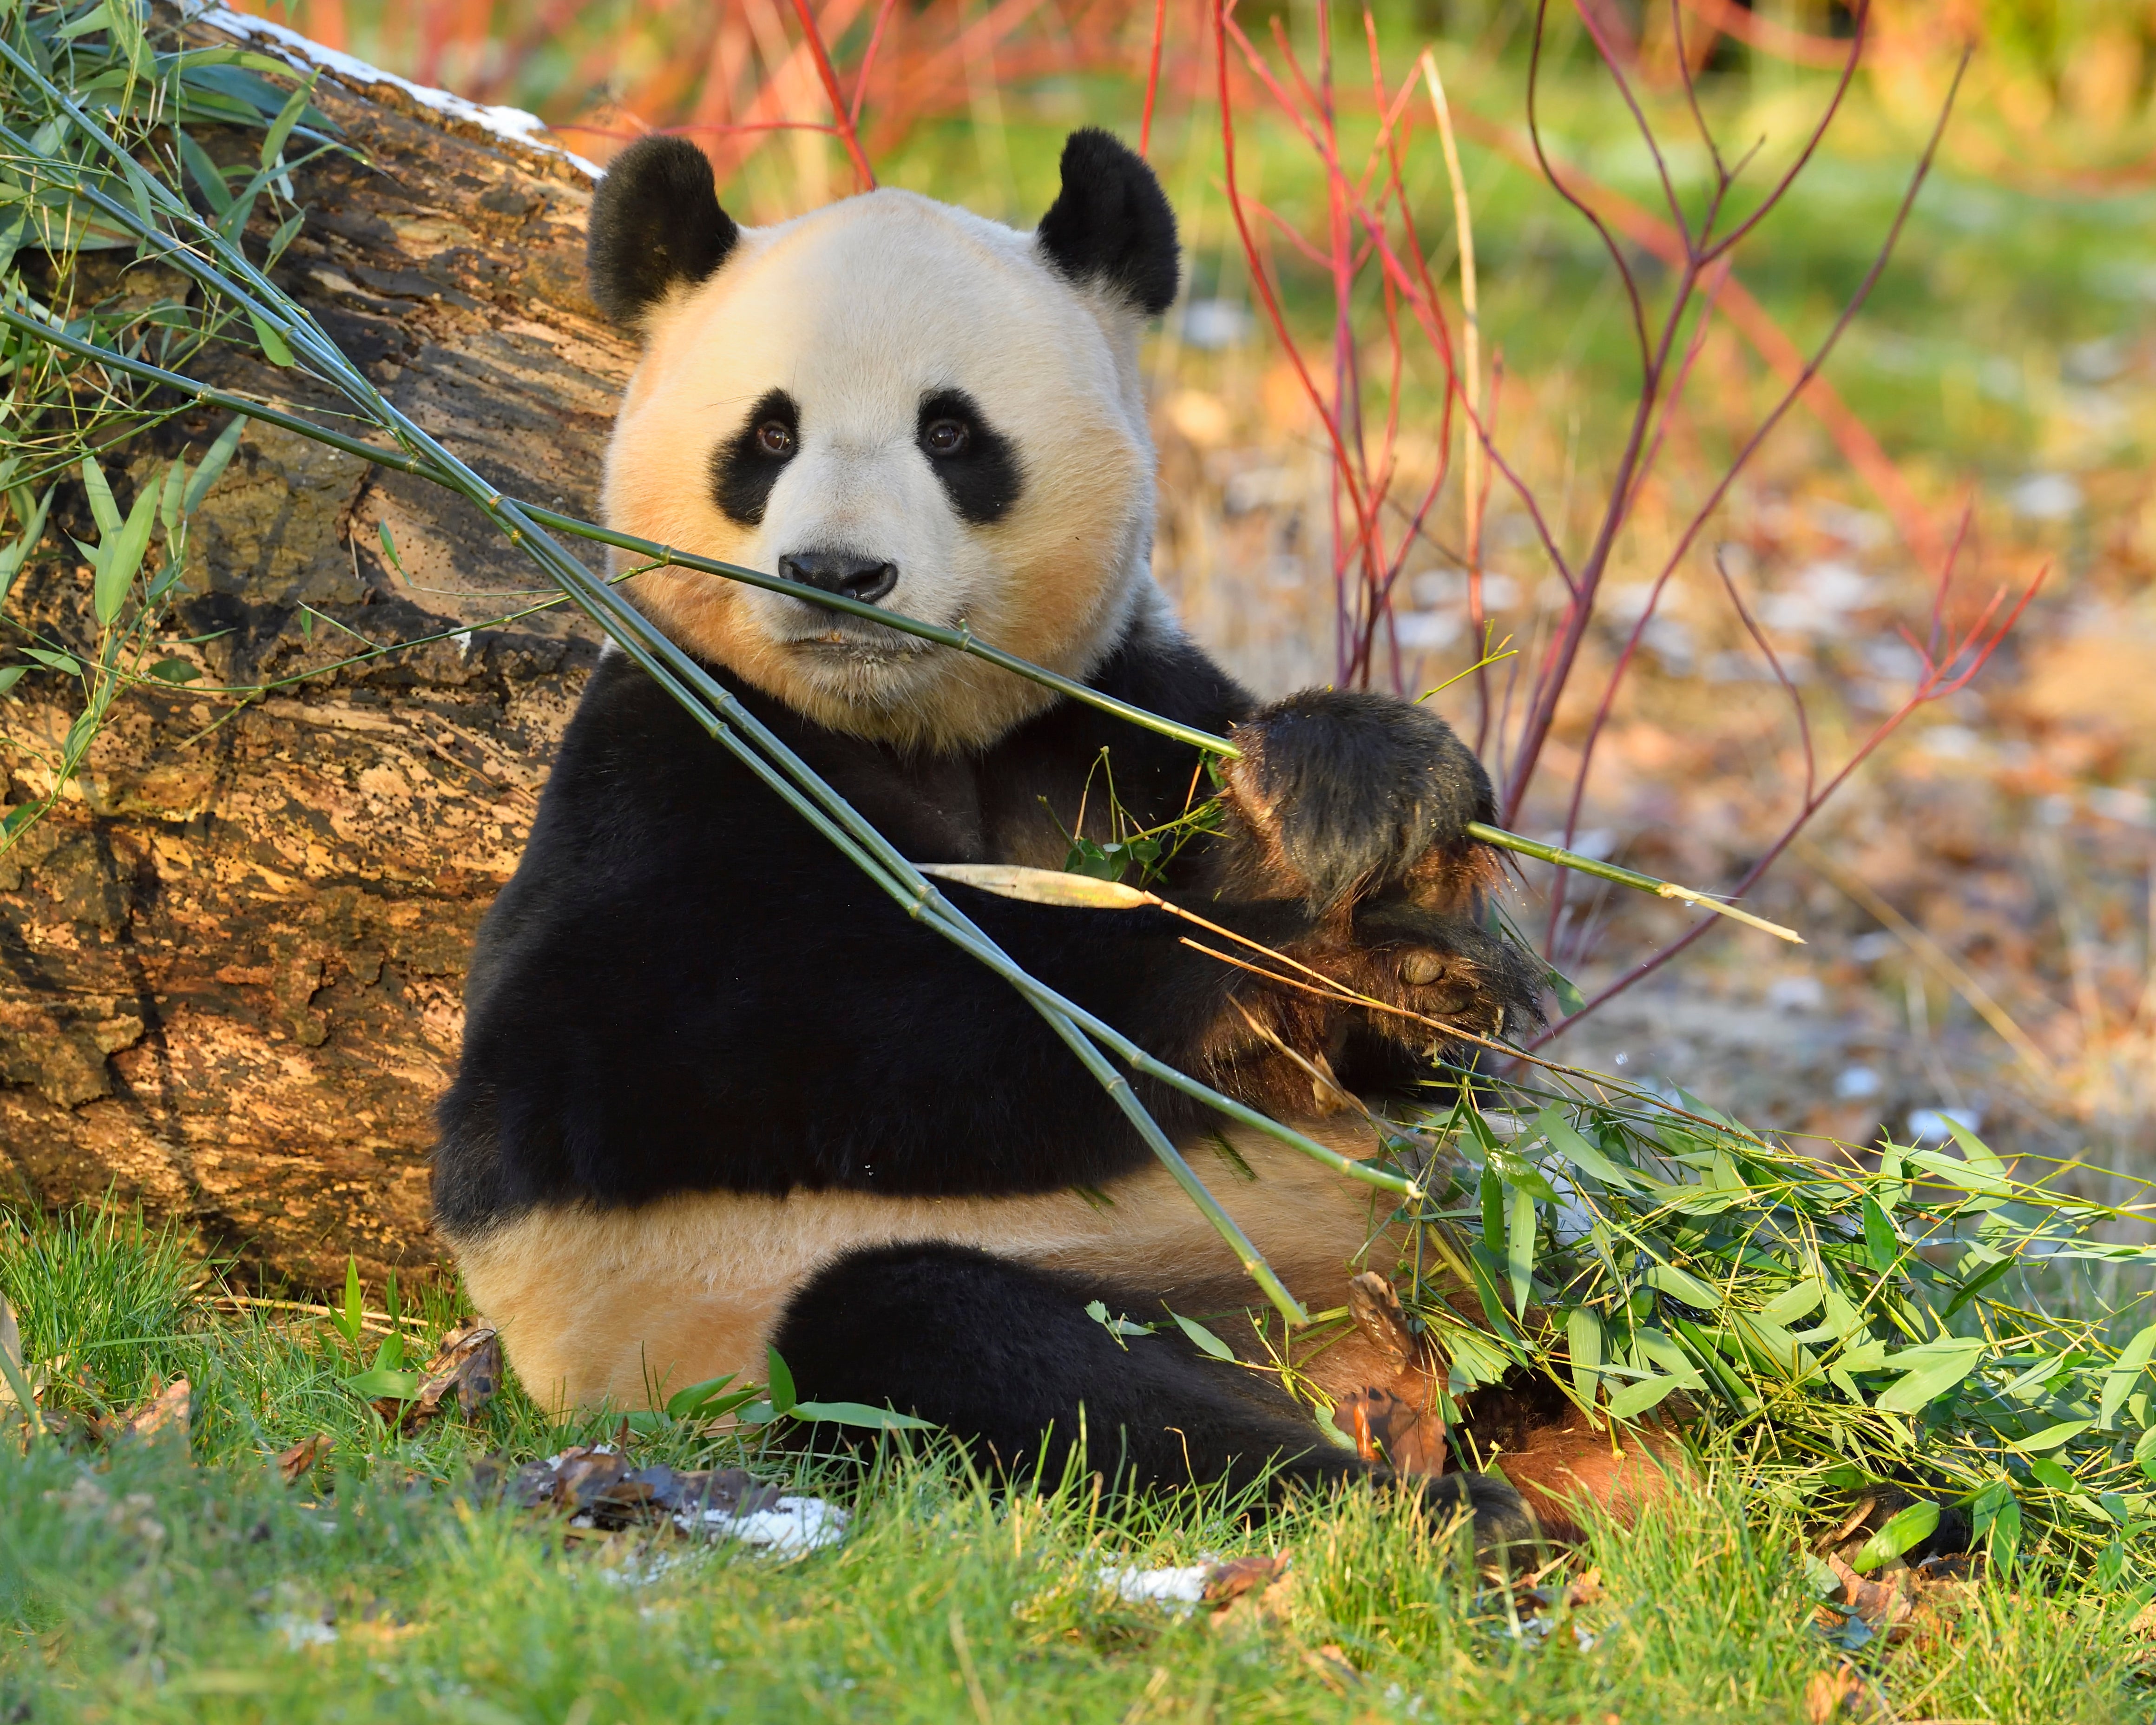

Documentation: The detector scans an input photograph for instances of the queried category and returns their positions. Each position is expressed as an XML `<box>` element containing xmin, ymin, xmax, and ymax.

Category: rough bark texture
<box><xmin>0</xmin><ymin>33</ymin><xmax>627</xmax><ymax>1287</ymax></box>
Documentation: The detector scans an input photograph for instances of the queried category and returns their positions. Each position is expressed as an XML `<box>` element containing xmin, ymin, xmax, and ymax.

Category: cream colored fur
<box><xmin>603</xmin><ymin>188</ymin><xmax>1169</xmax><ymax>754</ymax></box>
<box><xmin>450</xmin><ymin>1122</ymin><xmax>1407</xmax><ymax>1414</ymax></box>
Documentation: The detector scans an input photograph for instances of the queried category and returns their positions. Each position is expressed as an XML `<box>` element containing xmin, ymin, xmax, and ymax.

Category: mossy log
<box><xmin>0</xmin><ymin>24</ymin><xmax>622</xmax><ymax>1286</ymax></box>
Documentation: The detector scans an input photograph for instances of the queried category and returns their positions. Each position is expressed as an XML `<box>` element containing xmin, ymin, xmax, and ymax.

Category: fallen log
<box><xmin>0</xmin><ymin>14</ymin><xmax>621</xmax><ymax>1285</ymax></box>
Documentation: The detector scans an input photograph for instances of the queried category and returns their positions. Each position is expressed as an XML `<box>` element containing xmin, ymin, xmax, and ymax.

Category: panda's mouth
<box><xmin>785</xmin><ymin>620</ymin><xmax>934</xmax><ymax>665</ymax></box>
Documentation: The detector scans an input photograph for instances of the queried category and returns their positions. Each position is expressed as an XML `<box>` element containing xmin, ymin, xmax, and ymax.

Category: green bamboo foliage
<box><xmin>1390</xmin><ymin>1084</ymin><xmax>2156</xmax><ymax>1576</ymax></box>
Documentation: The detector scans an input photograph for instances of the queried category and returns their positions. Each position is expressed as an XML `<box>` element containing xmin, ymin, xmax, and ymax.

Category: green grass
<box><xmin>3</xmin><ymin>1208</ymin><xmax>2151</xmax><ymax>1723</ymax></box>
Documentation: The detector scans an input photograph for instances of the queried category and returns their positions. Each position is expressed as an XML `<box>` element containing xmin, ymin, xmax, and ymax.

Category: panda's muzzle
<box><xmin>779</xmin><ymin>550</ymin><xmax>899</xmax><ymax>608</ymax></box>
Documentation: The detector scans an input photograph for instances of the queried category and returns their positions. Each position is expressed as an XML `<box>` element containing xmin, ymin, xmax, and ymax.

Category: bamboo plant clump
<box><xmin>1365</xmin><ymin>1082</ymin><xmax>2156</xmax><ymax>1578</ymax></box>
<box><xmin>0</xmin><ymin>0</ymin><xmax>2151</xmax><ymax>1582</ymax></box>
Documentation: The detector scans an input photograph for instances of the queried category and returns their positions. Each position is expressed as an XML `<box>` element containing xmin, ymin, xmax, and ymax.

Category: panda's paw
<box><xmin>1223</xmin><ymin>689</ymin><xmax>1494</xmax><ymax>910</ymax></box>
<box><xmin>1349</xmin><ymin>902</ymin><xmax>1545</xmax><ymax>1042</ymax></box>
<box><xmin>1407</xmin><ymin>1471</ymin><xmax>1547</xmax><ymax>1571</ymax></box>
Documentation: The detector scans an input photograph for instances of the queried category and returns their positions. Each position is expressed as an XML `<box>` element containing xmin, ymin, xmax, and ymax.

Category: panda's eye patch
<box><xmin>916</xmin><ymin>388</ymin><xmax>1020</xmax><ymax>526</ymax></box>
<box><xmin>711</xmin><ymin>388</ymin><xmax>800</xmax><ymax>527</ymax></box>
<box><xmin>922</xmin><ymin>418</ymin><xmax>969</xmax><ymax>458</ymax></box>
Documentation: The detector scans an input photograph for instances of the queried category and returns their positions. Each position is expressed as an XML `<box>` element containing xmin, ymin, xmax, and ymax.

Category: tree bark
<box><xmin>0</xmin><ymin>23</ymin><xmax>624</xmax><ymax>1287</ymax></box>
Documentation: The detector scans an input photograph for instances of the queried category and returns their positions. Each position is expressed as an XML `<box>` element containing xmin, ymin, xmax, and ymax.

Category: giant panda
<box><xmin>434</xmin><ymin>128</ymin><xmax>1676</xmax><ymax>1553</ymax></box>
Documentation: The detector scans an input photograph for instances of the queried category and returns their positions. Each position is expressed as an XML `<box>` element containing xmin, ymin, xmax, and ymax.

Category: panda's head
<box><xmin>588</xmin><ymin>130</ymin><xmax>1180</xmax><ymax>753</ymax></box>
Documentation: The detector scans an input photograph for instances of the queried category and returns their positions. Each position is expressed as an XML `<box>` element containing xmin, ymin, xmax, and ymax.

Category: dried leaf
<box><xmin>917</xmin><ymin>862</ymin><xmax>1152</xmax><ymax>909</ymax></box>
<box><xmin>277</xmin><ymin>1432</ymin><xmax>331</xmax><ymax>1483</ymax></box>
<box><xmin>1804</xmin><ymin>1663</ymin><xmax>1882</xmax><ymax>1723</ymax></box>
<box><xmin>126</xmin><ymin>1377</ymin><xmax>191</xmax><ymax>1448</ymax></box>
<box><xmin>1202</xmin><ymin>1553</ymin><xmax>1288</xmax><ymax>1605</ymax></box>
<box><xmin>402</xmin><ymin>1324</ymin><xmax>501</xmax><ymax>1428</ymax></box>
<box><xmin>1821</xmin><ymin>1554</ymin><xmax>1914</xmax><ymax>1638</ymax></box>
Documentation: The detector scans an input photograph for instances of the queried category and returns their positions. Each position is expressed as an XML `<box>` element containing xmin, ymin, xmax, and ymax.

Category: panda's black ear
<box><xmin>1035</xmin><ymin>128</ymin><xmax>1179</xmax><ymax>316</ymax></box>
<box><xmin>587</xmin><ymin>136</ymin><xmax>740</xmax><ymax>329</ymax></box>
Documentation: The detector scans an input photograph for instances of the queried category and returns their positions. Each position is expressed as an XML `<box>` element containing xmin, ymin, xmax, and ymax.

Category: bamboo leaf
<box><xmin>1506</xmin><ymin>1182</ymin><xmax>1535</xmax><ymax>1317</ymax></box>
<box><xmin>259</xmin><ymin>76</ymin><xmax>314</xmax><ymax>172</ymax></box>
<box><xmin>1861</xmin><ymin>1198</ymin><xmax>1901</xmax><ymax>1273</ymax></box>
<box><xmin>247</xmin><ymin>309</ymin><xmax>294</xmax><ymax>368</ymax></box>
<box><xmin>1166</xmin><ymin>1310</ymin><xmax>1236</xmax><ymax>1362</ymax></box>
<box><xmin>79</xmin><ymin>455</ymin><xmax>121</xmax><ymax>539</ymax></box>
<box><xmin>1851</xmin><ymin>1499</ymin><xmax>1938</xmax><ymax>1572</ymax></box>
<box><xmin>2014</xmin><ymin>1420</ymin><xmax>2091</xmax><ymax>1454</ymax></box>
<box><xmin>177</xmin><ymin>128</ymin><xmax>233</xmax><ymax>213</ymax></box>
<box><xmin>2099</xmin><ymin>1322</ymin><xmax>2156</xmax><ymax>1430</ymax></box>
<box><xmin>1566</xmin><ymin>1305</ymin><xmax>1604</xmax><ymax>1405</ymax></box>
<box><xmin>662</xmin><ymin>1372</ymin><xmax>739</xmax><ymax>1420</ymax></box>
<box><xmin>181</xmin><ymin>416</ymin><xmax>245</xmax><ymax>514</ymax></box>
<box><xmin>2025</xmin><ymin>1454</ymin><xmax>2077</xmax><ymax>1494</ymax></box>
<box><xmin>918</xmin><ymin>862</ymin><xmax>1150</xmax><ymax>910</ymax></box>
<box><xmin>1873</xmin><ymin>1337</ymin><xmax>1985</xmax><ymax>1415</ymax></box>
<box><xmin>1972</xmin><ymin>1478</ymin><xmax>2020</xmax><ymax>1565</ymax></box>
<box><xmin>763</xmin><ymin>1345</ymin><xmax>797</xmax><ymax>1417</ymax></box>
<box><xmin>1608</xmin><ymin>1372</ymin><xmax>1681</xmax><ymax>1419</ymax></box>
<box><xmin>1479</xmin><ymin>1165</ymin><xmax>1505</xmax><ymax>1257</ymax></box>
<box><xmin>1759</xmin><ymin>1278</ymin><xmax>1824</xmax><ymax>1327</ymax></box>
<box><xmin>1536</xmin><ymin>1106</ymin><xmax>1644</xmax><ymax>1191</ymax></box>
<box><xmin>788</xmin><ymin>1399</ymin><xmax>936</xmax><ymax>1430</ymax></box>
<box><xmin>92</xmin><ymin>476</ymin><xmax>158</xmax><ymax>625</ymax></box>
<box><xmin>1645</xmin><ymin>1262</ymin><xmax>1722</xmax><ymax>1311</ymax></box>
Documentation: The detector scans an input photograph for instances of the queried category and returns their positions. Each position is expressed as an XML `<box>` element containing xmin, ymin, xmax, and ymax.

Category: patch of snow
<box><xmin>1394</xmin><ymin>610</ymin><xmax>1463</xmax><ymax>651</ymax></box>
<box><xmin>2008</xmin><ymin>473</ymin><xmax>2082</xmax><ymax>521</ymax></box>
<box><xmin>1766</xmin><ymin>975</ymin><xmax>1825</xmax><ymax>1013</ymax></box>
<box><xmin>184</xmin><ymin>4</ymin><xmax>604</xmax><ymax>179</ymax></box>
<box><xmin>1097</xmin><ymin>1563</ymin><xmax>1212</xmax><ymax>1608</ymax></box>
<box><xmin>1180</xmin><ymin>299</ymin><xmax>1251</xmax><ymax>350</ymax></box>
<box><xmin>273</xmin><ymin>1613</ymin><xmax>338</xmax><ymax>1649</ymax></box>
<box><xmin>1835</xmin><ymin>1064</ymin><xmax>1882</xmax><ymax>1100</ymax></box>
<box><xmin>683</xmin><ymin>1495</ymin><xmax>846</xmax><ymax>1558</ymax></box>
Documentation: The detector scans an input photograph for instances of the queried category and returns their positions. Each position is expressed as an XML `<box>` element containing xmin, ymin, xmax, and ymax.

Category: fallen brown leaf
<box><xmin>1203</xmin><ymin>1554</ymin><xmax>1295</xmax><ymax>1633</ymax></box>
<box><xmin>1202</xmin><ymin>1553</ymin><xmax>1288</xmax><ymax>1605</ymax></box>
<box><xmin>1563</xmin><ymin>1565</ymin><xmax>1606</xmax><ymax>1609</ymax></box>
<box><xmin>470</xmin><ymin>1450</ymin><xmax>786</xmax><ymax>1531</ymax></box>
<box><xmin>126</xmin><ymin>1377</ymin><xmax>190</xmax><ymax>1448</ymax></box>
<box><xmin>277</xmin><ymin>1432</ymin><xmax>332</xmax><ymax>1483</ymax></box>
<box><xmin>1804</xmin><ymin>1663</ymin><xmax>1882</xmax><ymax>1723</ymax></box>
<box><xmin>384</xmin><ymin>1325</ymin><xmax>501</xmax><ymax>1430</ymax></box>
<box><xmin>1821</xmin><ymin>1554</ymin><xmax>1914</xmax><ymax>1638</ymax></box>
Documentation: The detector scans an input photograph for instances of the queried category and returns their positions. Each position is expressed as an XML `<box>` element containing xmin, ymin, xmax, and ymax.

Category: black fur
<box><xmin>587</xmin><ymin>136</ymin><xmax>740</xmax><ymax>326</ymax></box>
<box><xmin>917</xmin><ymin>388</ymin><xmax>1023</xmax><ymax>525</ymax></box>
<box><xmin>772</xmin><ymin>1243</ymin><xmax>1541</xmax><ymax>1559</ymax></box>
<box><xmin>1035</xmin><ymin>129</ymin><xmax>1180</xmax><ymax>316</ymax></box>
<box><xmin>710</xmin><ymin>388</ymin><xmax>799</xmax><ymax>527</ymax></box>
<box><xmin>435</xmin><ymin>622</ymin><xmax>1529</xmax><ymax>1229</ymax></box>
<box><xmin>1234</xmin><ymin>690</ymin><xmax>1498</xmax><ymax>911</ymax></box>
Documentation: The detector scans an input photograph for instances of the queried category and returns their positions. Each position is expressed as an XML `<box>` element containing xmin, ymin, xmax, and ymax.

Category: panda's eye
<box><xmin>756</xmin><ymin>420</ymin><xmax>794</xmax><ymax>458</ymax></box>
<box><xmin>923</xmin><ymin>418</ymin><xmax>970</xmax><ymax>459</ymax></box>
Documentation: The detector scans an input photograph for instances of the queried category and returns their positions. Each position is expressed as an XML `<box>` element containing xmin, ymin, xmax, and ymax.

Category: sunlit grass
<box><xmin>2</xmin><ymin>1209</ymin><xmax>2150</xmax><ymax>1723</ymax></box>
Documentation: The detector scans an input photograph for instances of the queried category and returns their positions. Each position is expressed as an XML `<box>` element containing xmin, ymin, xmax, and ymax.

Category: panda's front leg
<box><xmin>1219</xmin><ymin>689</ymin><xmax>1495</xmax><ymax>913</ymax></box>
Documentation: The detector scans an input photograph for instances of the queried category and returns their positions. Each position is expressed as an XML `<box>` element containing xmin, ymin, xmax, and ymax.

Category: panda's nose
<box><xmin>779</xmin><ymin>551</ymin><xmax>899</xmax><ymax>606</ymax></box>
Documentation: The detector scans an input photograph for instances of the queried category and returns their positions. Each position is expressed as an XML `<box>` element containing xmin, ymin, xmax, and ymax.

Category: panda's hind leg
<box><xmin>770</xmin><ymin>1243</ymin><xmax>1361</xmax><ymax>1497</ymax></box>
<box><xmin>776</xmin><ymin>1244</ymin><xmax>1545</xmax><ymax>1564</ymax></box>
